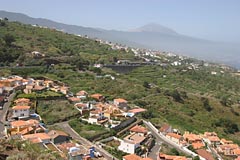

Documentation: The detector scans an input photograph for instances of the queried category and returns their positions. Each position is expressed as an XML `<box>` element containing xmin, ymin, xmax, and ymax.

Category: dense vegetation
<box><xmin>37</xmin><ymin>100</ymin><xmax>79</xmax><ymax>125</ymax></box>
<box><xmin>1</xmin><ymin>20</ymin><xmax>240</xmax><ymax>145</ymax></box>
<box><xmin>69</xmin><ymin>118</ymin><xmax>112</xmax><ymax>141</ymax></box>
<box><xmin>0</xmin><ymin>19</ymin><xmax>135</xmax><ymax>67</ymax></box>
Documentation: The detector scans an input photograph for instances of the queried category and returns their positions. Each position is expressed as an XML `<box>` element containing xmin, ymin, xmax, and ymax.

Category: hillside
<box><xmin>1</xmin><ymin>10</ymin><xmax>240</xmax><ymax>68</ymax></box>
<box><xmin>0</xmin><ymin>19</ymin><xmax>135</xmax><ymax>67</ymax></box>
<box><xmin>1</xmin><ymin>20</ymin><xmax>240</xmax><ymax>145</ymax></box>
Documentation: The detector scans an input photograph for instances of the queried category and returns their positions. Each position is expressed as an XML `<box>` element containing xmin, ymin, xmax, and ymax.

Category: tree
<box><xmin>201</xmin><ymin>97</ymin><xmax>213</xmax><ymax>112</ymax></box>
<box><xmin>143</xmin><ymin>81</ymin><xmax>150</xmax><ymax>89</ymax></box>
<box><xmin>172</xmin><ymin>90</ymin><xmax>183</xmax><ymax>103</ymax></box>
<box><xmin>193</xmin><ymin>156</ymin><xmax>200</xmax><ymax>160</ymax></box>
<box><xmin>0</xmin><ymin>21</ymin><xmax>6</xmax><ymax>26</ymax></box>
<box><xmin>3</xmin><ymin>34</ymin><xmax>15</xmax><ymax>46</ymax></box>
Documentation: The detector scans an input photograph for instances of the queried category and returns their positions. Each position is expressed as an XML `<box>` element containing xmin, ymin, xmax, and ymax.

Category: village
<box><xmin>0</xmin><ymin>74</ymin><xmax>239</xmax><ymax>160</ymax></box>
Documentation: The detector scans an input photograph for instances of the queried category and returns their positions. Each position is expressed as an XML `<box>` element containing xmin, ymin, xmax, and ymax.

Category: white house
<box><xmin>12</xmin><ymin>106</ymin><xmax>30</xmax><ymax>118</ymax></box>
<box><xmin>118</xmin><ymin>133</ymin><xmax>146</xmax><ymax>154</ymax></box>
<box><xmin>88</xmin><ymin>116</ymin><xmax>98</xmax><ymax>125</ymax></box>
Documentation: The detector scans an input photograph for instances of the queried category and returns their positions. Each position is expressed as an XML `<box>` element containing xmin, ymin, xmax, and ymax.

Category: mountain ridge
<box><xmin>1</xmin><ymin>10</ymin><xmax>240</xmax><ymax>68</ymax></box>
<box><xmin>129</xmin><ymin>22</ymin><xmax>178</xmax><ymax>35</ymax></box>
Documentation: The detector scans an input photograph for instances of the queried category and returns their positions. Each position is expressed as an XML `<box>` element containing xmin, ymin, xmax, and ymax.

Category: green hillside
<box><xmin>0</xmin><ymin>19</ymin><xmax>135</xmax><ymax>66</ymax></box>
<box><xmin>1</xmin><ymin>19</ymin><xmax>240</xmax><ymax>144</ymax></box>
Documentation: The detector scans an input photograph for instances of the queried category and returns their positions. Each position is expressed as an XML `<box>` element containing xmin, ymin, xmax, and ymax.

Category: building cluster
<box><xmin>5</xmin><ymin>97</ymin><xmax>103</xmax><ymax>159</ymax></box>
<box><xmin>0</xmin><ymin>75</ymin><xmax>70</xmax><ymax>96</ymax></box>
<box><xmin>159</xmin><ymin>124</ymin><xmax>240</xmax><ymax>160</ymax></box>
<box><xmin>69</xmin><ymin>92</ymin><xmax>146</xmax><ymax>128</ymax></box>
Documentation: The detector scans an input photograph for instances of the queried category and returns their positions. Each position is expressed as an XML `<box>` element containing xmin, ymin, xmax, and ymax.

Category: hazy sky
<box><xmin>0</xmin><ymin>0</ymin><xmax>240</xmax><ymax>43</ymax></box>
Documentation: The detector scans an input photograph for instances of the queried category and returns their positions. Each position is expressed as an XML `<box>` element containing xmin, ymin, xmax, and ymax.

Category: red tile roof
<box><xmin>23</xmin><ymin>133</ymin><xmax>51</xmax><ymax>141</ymax></box>
<box><xmin>192</xmin><ymin>142</ymin><xmax>205</xmax><ymax>149</ymax></box>
<box><xmin>68</xmin><ymin>97</ymin><xmax>81</xmax><ymax>102</ymax></box>
<box><xmin>128</xmin><ymin>108</ymin><xmax>146</xmax><ymax>113</ymax></box>
<box><xmin>167</xmin><ymin>133</ymin><xmax>182</xmax><ymax>140</ymax></box>
<box><xmin>123</xmin><ymin>154</ymin><xmax>152</xmax><ymax>160</ymax></box>
<box><xmin>159</xmin><ymin>153</ymin><xmax>187</xmax><ymax>160</ymax></box>
<box><xmin>130</xmin><ymin>125</ymin><xmax>148</xmax><ymax>134</ymax></box>
<box><xmin>14</xmin><ymin>98</ymin><xmax>30</xmax><ymax>104</ymax></box>
<box><xmin>12</xmin><ymin>106</ymin><xmax>30</xmax><ymax>110</ymax></box>
<box><xmin>11</xmin><ymin>119</ymin><xmax>39</xmax><ymax>128</ymax></box>
<box><xmin>159</xmin><ymin>124</ymin><xmax>171</xmax><ymax>132</ymax></box>
<box><xmin>196</xmin><ymin>149</ymin><xmax>214</xmax><ymax>160</ymax></box>
<box><xmin>76</xmin><ymin>90</ymin><xmax>88</xmax><ymax>96</ymax></box>
<box><xmin>114</xmin><ymin>98</ymin><xmax>127</xmax><ymax>103</ymax></box>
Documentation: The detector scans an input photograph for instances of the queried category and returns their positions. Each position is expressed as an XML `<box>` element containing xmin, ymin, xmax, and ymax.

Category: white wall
<box><xmin>13</xmin><ymin>109</ymin><xmax>30</xmax><ymax>118</ymax></box>
<box><xmin>118</xmin><ymin>140</ymin><xmax>138</xmax><ymax>154</ymax></box>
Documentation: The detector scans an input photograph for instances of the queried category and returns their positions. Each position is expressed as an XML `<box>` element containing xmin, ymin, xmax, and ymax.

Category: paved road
<box><xmin>57</xmin><ymin>121</ymin><xmax>118</xmax><ymax>160</ymax></box>
<box><xmin>148</xmin><ymin>140</ymin><xmax>161</xmax><ymax>159</ymax></box>
<box><xmin>143</xmin><ymin>120</ymin><xmax>198</xmax><ymax>158</ymax></box>
<box><xmin>0</xmin><ymin>92</ymin><xmax>15</xmax><ymax>137</ymax></box>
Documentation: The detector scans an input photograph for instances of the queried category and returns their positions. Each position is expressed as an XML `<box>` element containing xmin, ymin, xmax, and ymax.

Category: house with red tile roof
<box><xmin>221</xmin><ymin>138</ymin><xmax>233</xmax><ymax>145</ymax></box>
<box><xmin>234</xmin><ymin>148</ymin><xmax>240</xmax><ymax>157</ymax></box>
<box><xmin>90</xmin><ymin>93</ymin><xmax>104</xmax><ymax>101</ymax></box>
<box><xmin>12</xmin><ymin>106</ymin><xmax>31</xmax><ymax>118</ymax></box>
<box><xmin>127</xmin><ymin>108</ymin><xmax>146</xmax><ymax>115</ymax></box>
<box><xmin>166</xmin><ymin>133</ymin><xmax>184</xmax><ymax>145</ymax></box>
<box><xmin>196</xmin><ymin>149</ymin><xmax>214</xmax><ymax>160</ymax></box>
<box><xmin>44</xmin><ymin>80</ymin><xmax>54</xmax><ymax>88</ymax></box>
<box><xmin>159</xmin><ymin>124</ymin><xmax>172</xmax><ymax>135</ymax></box>
<box><xmin>23</xmin><ymin>133</ymin><xmax>51</xmax><ymax>144</ymax></box>
<box><xmin>8</xmin><ymin>119</ymin><xmax>45</xmax><ymax>136</ymax></box>
<box><xmin>217</xmin><ymin>143</ymin><xmax>239</xmax><ymax>156</ymax></box>
<box><xmin>183</xmin><ymin>132</ymin><xmax>204</xmax><ymax>149</ymax></box>
<box><xmin>235</xmin><ymin>156</ymin><xmax>240</xmax><ymax>160</ymax></box>
<box><xmin>14</xmin><ymin>98</ymin><xmax>30</xmax><ymax>106</ymax></box>
<box><xmin>130</xmin><ymin>125</ymin><xmax>148</xmax><ymax>136</ymax></box>
<box><xmin>60</xmin><ymin>86</ymin><xmax>69</xmax><ymax>95</ymax></box>
<box><xmin>68</xmin><ymin>97</ymin><xmax>81</xmax><ymax>103</ymax></box>
<box><xmin>158</xmin><ymin>153</ymin><xmax>187</xmax><ymax>160</ymax></box>
<box><xmin>183</xmin><ymin>132</ymin><xmax>202</xmax><ymax>143</ymax></box>
<box><xmin>76</xmin><ymin>90</ymin><xmax>88</xmax><ymax>99</ymax></box>
<box><xmin>192</xmin><ymin>142</ymin><xmax>205</xmax><ymax>150</ymax></box>
<box><xmin>114</xmin><ymin>98</ymin><xmax>128</xmax><ymax>109</ymax></box>
<box><xmin>203</xmin><ymin>132</ymin><xmax>221</xmax><ymax>146</ymax></box>
<box><xmin>123</xmin><ymin>154</ymin><xmax>152</xmax><ymax>160</ymax></box>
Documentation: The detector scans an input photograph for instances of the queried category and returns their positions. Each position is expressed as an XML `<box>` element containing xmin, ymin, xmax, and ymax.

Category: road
<box><xmin>56</xmin><ymin>121</ymin><xmax>118</xmax><ymax>160</ymax></box>
<box><xmin>148</xmin><ymin>140</ymin><xmax>161</xmax><ymax>159</ymax></box>
<box><xmin>143</xmin><ymin>120</ymin><xmax>197</xmax><ymax>158</ymax></box>
<box><xmin>0</xmin><ymin>92</ymin><xmax>15</xmax><ymax>137</ymax></box>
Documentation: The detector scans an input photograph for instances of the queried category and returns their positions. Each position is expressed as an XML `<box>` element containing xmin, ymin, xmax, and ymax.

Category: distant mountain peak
<box><xmin>129</xmin><ymin>23</ymin><xmax>178</xmax><ymax>35</ymax></box>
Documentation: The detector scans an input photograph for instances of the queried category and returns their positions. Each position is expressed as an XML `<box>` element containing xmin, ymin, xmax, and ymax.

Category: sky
<box><xmin>0</xmin><ymin>0</ymin><xmax>240</xmax><ymax>43</ymax></box>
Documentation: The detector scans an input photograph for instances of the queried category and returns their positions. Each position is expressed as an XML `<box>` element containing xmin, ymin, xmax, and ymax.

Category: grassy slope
<box><xmin>0</xmin><ymin>20</ymin><xmax>135</xmax><ymax>66</ymax></box>
<box><xmin>1</xmin><ymin>21</ymin><xmax>240</xmax><ymax>144</ymax></box>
